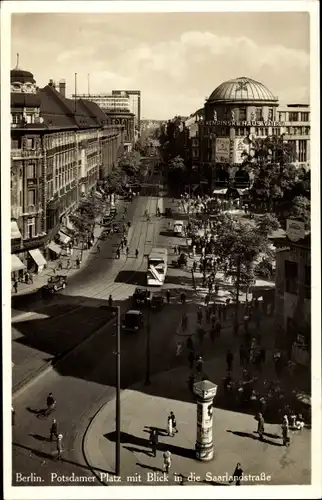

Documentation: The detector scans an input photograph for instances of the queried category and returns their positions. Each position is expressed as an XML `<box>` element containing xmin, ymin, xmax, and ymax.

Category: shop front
<box><xmin>11</xmin><ymin>254</ymin><xmax>26</xmax><ymax>280</ymax></box>
<box><xmin>47</xmin><ymin>241</ymin><xmax>63</xmax><ymax>261</ymax></box>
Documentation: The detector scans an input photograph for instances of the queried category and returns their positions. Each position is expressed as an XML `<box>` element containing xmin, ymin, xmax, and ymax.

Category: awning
<box><xmin>58</xmin><ymin>231</ymin><xmax>71</xmax><ymax>245</ymax></box>
<box><xmin>213</xmin><ymin>188</ymin><xmax>227</xmax><ymax>195</ymax></box>
<box><xmin>47</xmin><ymin>241</ymin><xmax>62</xmax><ymax>255</ymax></box>
<box><xmin>237</xmin><ymin>188</ymin><xmax>249</xmax><ymax>195</ymax></box>
<box><xmin>65</xmin><ymin>220</ymin><xmax>75</xmax><ymax>232</ymax></box>
<box><xmin>11</xmin><ymin>254</ymin><xmax>26</xmax><ymax>272</ymax></box>
<box><xmin>29</xmin><ymin>248</ymin><xmax>47</xmax><ymax>267</ymax></box>
<box><xmin>11</xmin><ymin>221</ymin><xmax>22</xmax><ymax>239</ymax></box>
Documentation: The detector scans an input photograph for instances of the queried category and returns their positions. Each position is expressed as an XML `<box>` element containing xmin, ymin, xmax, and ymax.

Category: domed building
<box><xmin>192</xmin><ymin>76</ymin><xmax>310</xmax><ymax>194</ymax></box>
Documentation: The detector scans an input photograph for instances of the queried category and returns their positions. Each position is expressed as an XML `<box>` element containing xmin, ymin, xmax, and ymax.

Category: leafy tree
<box><xmin>168</xmin><ymin>155</ymin><xmax>185</xmax><ymax>172</ymax></box>
<box><xmin>118</xmin><ymin>151</ymin><xmax>141</xmax><ymax>177</ymax></box>
<box><xmin>255</xmin><ymin>213</ymin><xmax>281</xmax><ymax>236</ymax></box>
<box><xmin>288</xmin><ymin>195</ymin><xmax>311</xmax><ymax>229</ymax></box>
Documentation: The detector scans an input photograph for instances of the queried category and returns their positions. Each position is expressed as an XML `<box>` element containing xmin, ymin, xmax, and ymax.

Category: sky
<box><xmin>10</xmin><ymin>11</ymin><xmax>310</xmax><ymax>120</ymax></box>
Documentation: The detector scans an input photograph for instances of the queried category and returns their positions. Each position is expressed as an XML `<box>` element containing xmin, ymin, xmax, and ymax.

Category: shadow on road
<box><xmin>114</xmin><ymin>270</ymin><xmax>146</xmax><ymax>286</ymax></box>
<box><xmin>105</xmin><ymin>431</ymin><xmax>195</xmax><ymax>459</ymax></box>
<box><xmin>226</xmin><ymin>429</ymin><xmax>283</xmax><ymax>447</ymax></box>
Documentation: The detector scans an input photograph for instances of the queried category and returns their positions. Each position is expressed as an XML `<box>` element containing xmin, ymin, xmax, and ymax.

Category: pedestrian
<box><xmin>135</xmin><ymin>249</ymin><xmax>139</xmax><ymax>258</ymax></box>
<box><xmin>76</xmin><ymin>257</ymin><xmax>80</xmax><ymax>269</ymax></box>
<box><xmin>56</xmin><ymin>434</ymin><xmax>63</xmax><ymax>460</ymax></box>
<box><xmin>178</xmin><ymin>245</ymin><xmax>181</xmax><ymax>254</ymax></box>
<box><xmin>174</xmin><ymin>245</ymin><xmax>177</xmax><ymax>255</ymax></box>
<box><xmin>197</xmin><ymin>306</ymin><xmax>203</xmax><ymax>324</ymax></box>
<box><xmin>126</xmin><ymin>246</ymin><xmax>129</xmax><ymax>256</ymax></box>
<box><xmin>167</xmin><ymin>415</ymin><xmax>174</xmax><ymax>437</ymax></box>
<box><xmin>50</xmin><ymin>418</ymin><xmax>58</xmax><ymax>441</ymax></box>
<box><xmin>226</xmin><ymin>349</ymin><xmax>233</xmax><ymax>371</ymax></box>
<box><xmin>255</xmin><ymin>412</ymin><xmax>265</xmax><ymax>440</ymax></box>
<box><xmin>46</xmin><ymin>392</ymin><xmax>56</xmax><ymax>414</ymax></box>
<box><xmin>12</xmin><ymin>406</ymin><xmax>16</xmax><ymax>426</ymax></box>
<box><xmin>13</xmin><ymin>280</ymin><xmax>18</xmax><ymax>293</ymax></box>
<box><xmin>108</xmin><ymin>294</ymin><xmax>113</xmax><ymax>307</ymax></box>
<box><xmin>281</xmin><ymin>417</ymin><xmax>290</xmax><ymax>446</ymax></box>
<box><xmin>214</xmin><ymin>320</ymin><xmax>221</xmax><ymax>338</ymax></box>
<box><xmin>230</xmin><ymin>462</ymin><xmax>243</xmax><ymax>485</ymax></box>
<box><xmin>196</xmin><ymin>356</ymin><xmax>203</xmax><ymax>374</ymax></box>
<box><xmin>239</xmin><ymin>344</ymin><xmax>245</xmax><ymax>366</ymax></box>
<box><xmin>116</xmin><ymin>248</ymin><xmax>120</xmax><ymax>259</ymax></box>
<box><xmin>170</xmin><ymin>411</ymin><xmax>178</xmax><ymax>433</ymax></box>
<box><xmin>204</xmin><ymin>294</ymin><xmax>210</xmax><ymax>306</ymax></box>
<box><xmin>166</xmin><ymin>290</ymin><xmax>170</xmax><ymax>303</ymax></box>
<box><xmin>29</xmin><ymin>273</ymin><xmax>34</xmax><ymax>284</ymax></box>
<box><xmin>97</xmin><ymin>244</ymin><xmax>100</xmax><ymax>253</ymax></box>
<box><xmin>180</xmin><ymin>292</ymin><xmax>186</xmax><ymax>305</ymax></box>
<box><xmin>25</xmin><ymin>271</ymin><xmax>30</xmax><ymax>283</ymax></box>
<box><xmin>163</xmin><ymin>450</ymin><xmax>172</xmax><ymax>474</ymax></box>
<box><xmin>150</xmin><ymin>429</ymin><xmax>158</xmax><ymax>457</ymax></box>
<box><xmin>188</xmin><ymin>350</ymin><xmax>195</xmax><ymax>370</ymax></box>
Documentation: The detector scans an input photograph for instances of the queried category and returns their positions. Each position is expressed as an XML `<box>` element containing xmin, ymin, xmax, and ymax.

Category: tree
<box><xmin>106</xmin><ymin>167</ymin><xmax>126</xmax><ymax>193</ymax></box>
<box><xmin>255</xmin><ymin>213</ymin><xmax>281</xmax><ymax>236</ymax></box>
<box><xmin>118</xmin><ymin>151</ymin><xmax>141</xmax><ymax>177</ymax></box>
<box><xmin>288</xmin><ymin>195</ymin><xmax>311</xmax><ymax>229</ymax></box>
<box><xmin>168</xmin><ymin>155</ymin><xmax>185</xmax><ymax>172</ymax></box>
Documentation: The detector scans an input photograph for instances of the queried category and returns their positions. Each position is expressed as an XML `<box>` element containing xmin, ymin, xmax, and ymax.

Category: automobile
<box><xmin>122</xmin><ymin>310</ymin><xmax>144</xmax><ymax>332</ymax></box>
<box><xmin>102</xmin><ymin>215</ymin><xmax>113</xmax><ymax>226</ymax></box>
<box><xmin>132</xmin><ymin>287</ymin><xmax>151</xmax><ymax>306</ymax></box>
<box><xmin>112</xmin><ymin>223</ymin><xmax>122</xmax><ymax>233</ymax></box>
<box><xmin>150</xmin><ymin>293</ymin><xmax>164</xmax><ymax>309</ymax></box>
<box><xmin>42</xmin><ymin>275</ymin><xmax>67</xmax><ymax>295</ymax></box>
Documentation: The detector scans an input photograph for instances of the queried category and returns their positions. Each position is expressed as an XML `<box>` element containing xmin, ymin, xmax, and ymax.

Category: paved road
<box><xmin>11</xmin><ymin>169</ymin><xmax>193</xmax><ymax>485</ymax></box>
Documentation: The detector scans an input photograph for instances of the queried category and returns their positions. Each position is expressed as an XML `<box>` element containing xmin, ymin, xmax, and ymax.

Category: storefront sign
<box><xmin>205</xmin><ymin>120</ymin><xmax>285</xmax><ymax>127</ymax></box>
<box><xmin>233</xmin><ymin>137</ymin><xmax>250</xmax><ymax>164</ymax></box>
<box><xmin>215</xmin><ymin>137</ymin><xmax>230</xmax><ymax>164</ymax></box>
<box><xmin>286</xmin><ymin>219</ymin><xmax>305</xmax><ymax>242</ymax></box>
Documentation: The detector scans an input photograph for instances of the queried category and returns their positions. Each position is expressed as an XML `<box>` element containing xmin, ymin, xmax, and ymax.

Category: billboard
<box><xmin>286</xmin><ymin>219</ymin><xmax>306</xmax><ymax>242</ymax></box>
<box><xmin>233</xmin><ymin>137</ymin><xmax>250</xmax><ymax>164</ymax></box>
<box><xmin>215</xmin><ymin>138</ymin><xmax>230</xmax><ymax>163</ymax></box>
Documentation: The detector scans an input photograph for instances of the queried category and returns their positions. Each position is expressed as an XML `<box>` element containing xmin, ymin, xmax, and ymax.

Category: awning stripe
<box><xmin>11</xmin><ymin>254</ymin><xmax>26</xmax><ymax>272</ymax></box>
<box><xmin>28</xmin><ymin>249</ymin><xmax>47</xmax><ymax>267</ymax></box>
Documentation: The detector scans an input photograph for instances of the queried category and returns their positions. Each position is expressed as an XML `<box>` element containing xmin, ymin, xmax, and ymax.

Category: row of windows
<box><xmin>278</xmin><ymin>112</ymin><xmax>310</xmax><ymax>122</ymax></box>
<box><xmin>286</xmin><ymin>126</ymin><xmax>310</xmax><ymax>136</ymax></box>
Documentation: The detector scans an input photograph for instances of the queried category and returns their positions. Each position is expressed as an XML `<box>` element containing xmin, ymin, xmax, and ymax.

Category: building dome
<box><xmin>208</xmin><ymin>77</ymin><xmax>277</xmax><ymax>103</ymax></box>
<box><xmin>11</xmin><ymin>68</ymin><xmax>35</xmax><ymax>84</ymax></box>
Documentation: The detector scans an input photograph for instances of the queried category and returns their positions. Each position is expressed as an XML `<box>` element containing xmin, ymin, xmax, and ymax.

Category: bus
<box><xmin>147</xmin><ymin>248</ymin><xmax>168</xmax><ymax>286</ymax></box>
<box><xmin>173</xmin><ymin>220</ymin><xmax>184</xmax><ymax>237</ymax></box>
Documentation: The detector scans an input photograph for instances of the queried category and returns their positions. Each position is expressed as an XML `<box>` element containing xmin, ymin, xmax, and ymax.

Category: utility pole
<box><xmin>145</xmin><ymin>304</ymin><xmax>151</xmax><ymax>385</ymax></box>
<box><xmin>115</xmin><ymin>306</ymin><xmax>121</xmax><ymax>476</ymax></box>
<box><xmin>234</xmin><ymin>255</ymin><xmax>241</xmax><ymax>336</ymax></box>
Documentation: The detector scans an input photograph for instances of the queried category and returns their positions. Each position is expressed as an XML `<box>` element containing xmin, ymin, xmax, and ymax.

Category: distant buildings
<box><xmin>72</xmin><ymin>91</ymin><xmax>131</xmax><ymax>113</ymax></box>
<box><xmin>11</xmin><ymin>64</ymin><xmax>124</xmax><ymax>277</ymax></box>
<box><xmin>187</xmin><ymin>76</ymin><xmax>310</xmax><ymax>192</ymax></box>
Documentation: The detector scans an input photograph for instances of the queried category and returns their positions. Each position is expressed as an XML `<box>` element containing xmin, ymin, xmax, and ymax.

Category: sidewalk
<box><xmin>83</xmin><ymin>315</ymin><xmax>311</xmax><ymax>486</ymax></box>
<box><xmin>11</xmin><ymin>198</ymin><xmax>126</xmax><ymax>298</ymax></box>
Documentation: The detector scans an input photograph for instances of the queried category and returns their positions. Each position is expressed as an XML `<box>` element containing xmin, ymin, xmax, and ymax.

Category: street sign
<box><xmin>286</xmin><ymin>219</ymin><xmax>305</xmax><ymax>242</ymax></box>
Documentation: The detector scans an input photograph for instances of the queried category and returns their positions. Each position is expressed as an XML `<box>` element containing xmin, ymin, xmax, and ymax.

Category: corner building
<box><xmin>11</xmin><ymin>65</ymin><xmax>124</xmax><ymax>277</ymax></box>
<box><xmin>195</xmin><ymin>76</ymin><xmax>310</xmax><ymax>191</ymax></box>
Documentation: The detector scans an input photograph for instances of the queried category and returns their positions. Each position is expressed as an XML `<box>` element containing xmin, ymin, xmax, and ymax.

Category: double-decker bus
<box><xmin>147</xmin><ymin>248</ymin><xmax>168</xmax><ymax>286</ymax></box>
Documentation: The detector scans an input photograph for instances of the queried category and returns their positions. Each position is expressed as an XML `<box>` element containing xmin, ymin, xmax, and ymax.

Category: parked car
<box><xmin>122</xmin><ymin>310</ymin><xmax>144</xmax><ymax>332</ymax></box>
<box><xmin>42</xmin><ymin>275</ymin><xmax>67</xmax><ymax>296</ymax></box>
<box><xmin>132</xmin><ymin>287</ymin><xmax>151</xmax><ymax>306</ymax></box>
<box><xmin>150</xmin><ymin>293</ymin><xmax>164</xmax><ymax>309</ymax></box>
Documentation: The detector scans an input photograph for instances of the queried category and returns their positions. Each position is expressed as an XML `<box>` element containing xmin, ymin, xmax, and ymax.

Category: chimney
<box><xmin>59</xmin><ymin>79</ymin><xmax>66</xmax><ymax>97</ymax></box>
<box><xmin>48</xmin><ymin>79</ymin><xmax>55</xmax><ymax>87</ymax></box>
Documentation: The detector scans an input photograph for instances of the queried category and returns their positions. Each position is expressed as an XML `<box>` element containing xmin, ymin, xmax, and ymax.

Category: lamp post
<box><xmin>114</xmin><ymin>306</ymin><xmax>121</xmax><ymax>476</ymax></box>
<box><xmin>145</xmin><ymin>302</ymin><xmax>151</xmax><ymax>385</ymax></box>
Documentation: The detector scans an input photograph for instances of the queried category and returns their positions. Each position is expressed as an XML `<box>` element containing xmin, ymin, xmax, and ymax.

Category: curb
<box><xmin>12</xmin><ymin>313</ymin><xmax>116</xmax><ymax>399</ymax></box>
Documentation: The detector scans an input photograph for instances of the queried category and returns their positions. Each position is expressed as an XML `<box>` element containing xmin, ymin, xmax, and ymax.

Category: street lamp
<box><xmin>111</xmin><ymin>306</ymin><xmax>121</xmax><ymax>476</ymax></box>
<box><xmin>145</xmin><ymin>303</ymin><xmax>151</xmax><ymax>385</ymax></box>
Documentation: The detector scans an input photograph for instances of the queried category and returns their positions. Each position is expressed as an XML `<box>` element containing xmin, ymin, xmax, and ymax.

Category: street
<box><xmin>12</xmin><ymin>167</ymin><xmax>194</xmax><ymax>486</ymax></box>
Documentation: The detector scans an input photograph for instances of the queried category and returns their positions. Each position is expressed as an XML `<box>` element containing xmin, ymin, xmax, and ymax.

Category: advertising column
<box><xmin>193</xmin><ymin>380</ymin><xmax>218</xmax><ymax>461</ymax></box>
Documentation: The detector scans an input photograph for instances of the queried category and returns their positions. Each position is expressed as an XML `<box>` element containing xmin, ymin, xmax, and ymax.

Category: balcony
<box><xmin>11</xmin><ymin>232</ymin><xmax>48</xmax><ymax>253</ymax></box>
<box><xmin>11</xmin><ymin>149</ymin><xmax>42</xmax><ymax>160</ymax></box>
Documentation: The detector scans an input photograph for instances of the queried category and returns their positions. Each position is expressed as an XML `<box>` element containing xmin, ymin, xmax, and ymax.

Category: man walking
<box><xmin>214</xmin><ymin>320</ymin><xmax>221</xmax><ymax>338</ymax></box>
<box><xmin>170</xmin><ymin>412</ymin><xmax>178</xmax><ymax>433</ymax></box>
<box><xmin>150</xmin><ymin>429</ymin><xmax>158</xmax><ymax>457</ymax></box>
<box><xmin>13</xmin><ymin>280</ymin><xmax>18</xmax><ymax>293</ymax></box>
<box><xmin>56</xmin><ymin>434</ymin><xmax>63</xmax><ymax>460</ymax></box>
<box><xmin>163</xmin><ymin>450</ymin><xmax>172</xmax><ymax>474</ymax></box>
<box><xmin>255</xmin><ymin>412</ymin><xmax>265</xmax><ymax>440</ymax></box>
<box><xmin>226</xmin><ymin>349</ymin><xmax>234</xmax><ymax>372</ymax></box>
<box><xmin>50</xmin><ymin>418</ymin><xmax>58</xmax><ymax>442</ymax></box>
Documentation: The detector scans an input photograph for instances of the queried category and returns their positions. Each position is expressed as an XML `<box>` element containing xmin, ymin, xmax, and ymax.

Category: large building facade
<box><xmin>11</xmin><ymin>66</ymin><xmax>124</xmax><ymax>276</ymax></box>
<box><xmin>191</xmin><ymin>76</ymin><xmax>310</xmax><ymax>191</ymax></box>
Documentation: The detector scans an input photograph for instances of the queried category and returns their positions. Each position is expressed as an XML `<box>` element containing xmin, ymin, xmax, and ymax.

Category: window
<box><xmin>278</xmin><ymin>112</ymin><xmax>286</xmax><ymax>122</ymax></box>
<box><xmin>289</xmin><ymin>112</ymin><xmax>299</xmax><ymax>122</ymax></box>
<box><xmin>268</xmin><ymin>108</ymin><xmax>273</xmax><ymax>121</ymax></box>
<box><xmin>304</xmin><ymin>265</ymin><xmax>311</xmax><ymax>299</ymax></box>
<box><xmin>255</xmin><ymin>108</ymin><xmax>263</xmax><ymax>120</ymax></box>
<box><xmin>301</xmin><ymin>112</ymin><xmax>309</xmax><ymax>122</ymax></box>
<box><xmin>27</xmin><ymin>163</ymin><xmax>36</xmax><ymax>179</ymax></box>
<box><xmin>27</xmin><ymin>217</ymin><xmax>35</xmax><ymax>239</ymax></box>
<box><xmin>12</xmin><ymin>114</ymin><xmax>22</xmax><ymax>124</ymax></box>
<box><xmin>298</xmin><ymin>140</ymin><xmax>307</xmax><ymax>162</ymax></box>
<box><xmin>27</xmin><ymin>189</ymin><xmax>36</xmax><ymax>207</ymax></box>
<box><xmin>272</xmin><ymin>127</ymin><xmax>281</xmax><ymax>136</ymax></box>
<box><xmin>285</xmin><ymin>260</ymin><xmax>298</xmax><ymax>294</ymax></box>
<box><xmin>26</xmin><ymin>138</ymin><xmax>34</xmax><ymax>149</ymax></box>
<box><xmin>239</xmin><ymin>108</ymin><xmax>246</xmax><ymax>121</ymax></box>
